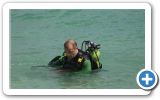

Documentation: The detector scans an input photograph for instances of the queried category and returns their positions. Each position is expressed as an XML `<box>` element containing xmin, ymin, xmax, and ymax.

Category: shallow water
<box><xmin>10</xmin><ymin>9</ymin><xmax>145</xmax><ymax>89</ymax></box>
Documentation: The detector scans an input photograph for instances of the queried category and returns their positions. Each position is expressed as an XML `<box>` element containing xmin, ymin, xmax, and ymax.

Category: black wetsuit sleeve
<box><xmin>48</xmin><ymin>56</ymin><xmax>64</xmax><ymax>67</ymax></box>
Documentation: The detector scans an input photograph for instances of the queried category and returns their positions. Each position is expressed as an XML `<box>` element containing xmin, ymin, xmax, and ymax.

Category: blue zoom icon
<box><xmin>136</xmin><ymin>69</ymin><xmax>158</xmax><ymax>90</ymax></box>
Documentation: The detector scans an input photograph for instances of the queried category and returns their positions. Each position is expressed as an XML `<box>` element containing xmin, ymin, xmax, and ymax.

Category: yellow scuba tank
<box><xmin>90</xmin><ymin>50</ymin><xmax>101</xmax><ymax>68</ymax></box>
<box><xmin>81</xmin><ymin>40</ymin><xmax>102</xmax><ymax>69</ymax></box>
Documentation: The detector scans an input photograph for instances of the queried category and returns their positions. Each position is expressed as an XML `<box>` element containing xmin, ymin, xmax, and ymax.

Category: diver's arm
<box><xmin>81</xmin><ymin>60</ymin><xmax>92</xmax><ymax>72</ymax></box>
<box><xmin>48</xmin><ymin>56</ymin><xmax>64</xmax><ymax>67</ymax></box>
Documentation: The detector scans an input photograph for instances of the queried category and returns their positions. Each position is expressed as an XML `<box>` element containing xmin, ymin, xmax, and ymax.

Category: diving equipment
<box><xmin>81</xmin><ymin>40</ymin><xmax>102</xmax><ymax>69</ymax></box>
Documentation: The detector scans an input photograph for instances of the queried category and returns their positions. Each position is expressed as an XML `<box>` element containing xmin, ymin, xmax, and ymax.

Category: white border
<box><xmin>2</xmin><ymin>3</ymin><xmax>151</xmax><ymax>95</ymax></box>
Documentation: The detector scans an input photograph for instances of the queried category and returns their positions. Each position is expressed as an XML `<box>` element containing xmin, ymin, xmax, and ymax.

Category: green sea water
<box><xmin>10</xmin><ymin>9</ymin><xmax>145</xmax><ymax>89</ymax></box>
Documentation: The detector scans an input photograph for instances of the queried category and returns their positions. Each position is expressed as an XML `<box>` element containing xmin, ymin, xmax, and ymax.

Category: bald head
<box><xmin>64</xmin><ymin>39</ymin><xmax>77</xmax><ymax>49</ymax></box>
<box><xmin>64</xmin><ymin>39</ymin><xmax>78</xmax><ymax>57</ymax></box>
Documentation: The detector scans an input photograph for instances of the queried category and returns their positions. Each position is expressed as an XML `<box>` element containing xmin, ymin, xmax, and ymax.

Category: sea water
<box><xmin>10</xmin><ymin>9</ymin><xmax>145</xmax><ymax>89</ymax></box>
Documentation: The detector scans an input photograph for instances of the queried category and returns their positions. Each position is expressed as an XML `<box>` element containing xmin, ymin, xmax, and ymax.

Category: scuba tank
<box><xmin>81</xmin><ymin>40</ymin><xmax>102</xmax><ymax>70</ymax></box>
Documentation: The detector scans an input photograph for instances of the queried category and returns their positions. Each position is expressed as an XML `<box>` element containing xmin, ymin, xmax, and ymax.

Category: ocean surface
<box><xmin>10</xmin><ymin>9</ymin><xmax>145</xmax><ymax>89</ymax></box>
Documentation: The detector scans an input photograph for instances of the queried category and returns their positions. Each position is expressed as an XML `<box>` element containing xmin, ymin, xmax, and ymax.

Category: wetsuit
<box><xmin>49</xmin><ymin>50</ymin><xmax>92</xmax><ymax>72</ymax></box>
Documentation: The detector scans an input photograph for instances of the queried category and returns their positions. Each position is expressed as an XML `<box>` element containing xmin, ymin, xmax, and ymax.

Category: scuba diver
<box><xmin>48</xmin><ymin>39</ymin><xmax>102</xmax><ymax>72</ymax></box>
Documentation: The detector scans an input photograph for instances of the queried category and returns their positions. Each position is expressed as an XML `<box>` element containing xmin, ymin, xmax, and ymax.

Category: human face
<box><xmin>64</xmin><ymin>43</ymin><xmax>76</xmax><ymax>56</ymax></box>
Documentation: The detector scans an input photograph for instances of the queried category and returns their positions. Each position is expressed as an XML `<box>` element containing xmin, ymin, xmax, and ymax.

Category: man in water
<box><xmin>48</xmin><ymin>39</ymin><xmax>92</xmax><ymax>72</ymax></box>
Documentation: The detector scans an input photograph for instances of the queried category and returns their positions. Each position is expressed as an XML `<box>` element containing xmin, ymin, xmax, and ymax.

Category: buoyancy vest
<box><xmin>62</xmin><ymin>50</ymin><xmax>87</xmax><ymax>71</ymax></box>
